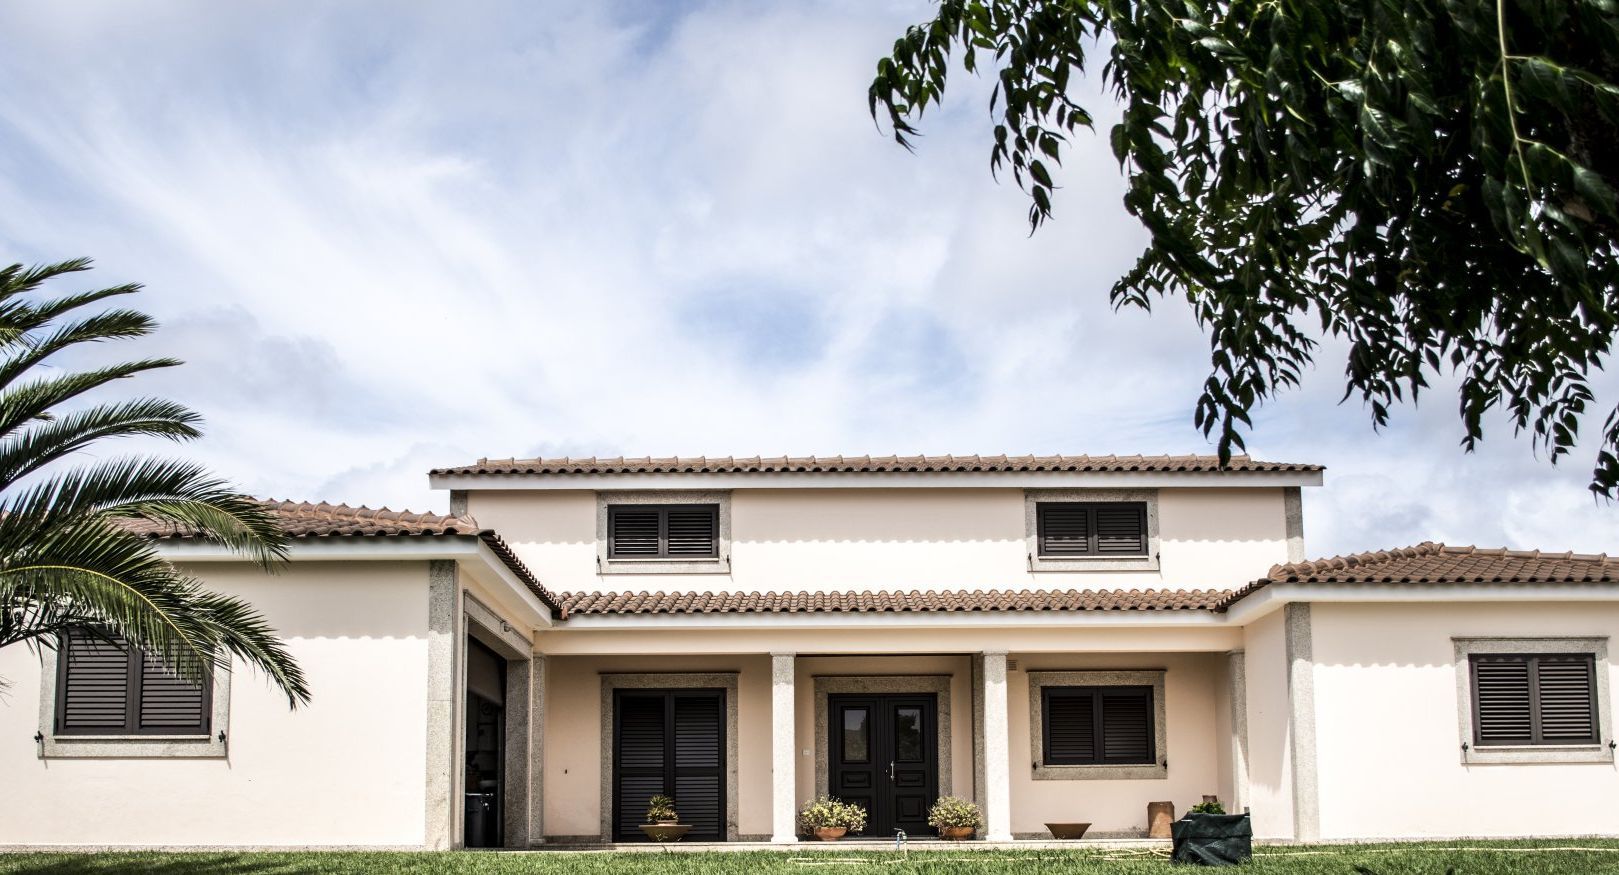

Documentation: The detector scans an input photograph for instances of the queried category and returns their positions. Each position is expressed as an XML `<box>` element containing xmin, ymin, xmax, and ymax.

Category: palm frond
<box><xmin>0</xmin><ymin>398</ymin><xmax>202</xmax><ymax>485</ymax></box>
<box><xmin>0</xmin><ymin>359</ymin><xmax>184</xmax><ymax>440</ymax></box>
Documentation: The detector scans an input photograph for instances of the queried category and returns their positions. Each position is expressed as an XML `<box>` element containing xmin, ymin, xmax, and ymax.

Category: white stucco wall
<box><xmin>1242</xmin><ymin>609</ymin><xmax>1295</xmax><ymax>839</ymax></box>
<box><xmin>1311</xmin><ymin>602</ymin><xmax>1619</xmax><ymax>839</ymax></box>
<box><xmin>468</xmin><ymin>486</ymin><xmax>1291</xmax><ymax>595</ymax></box>
<box><xmin>0</xmin><ymin>561</ymin><xmax>432</xmax><ymax>848</ymax></box>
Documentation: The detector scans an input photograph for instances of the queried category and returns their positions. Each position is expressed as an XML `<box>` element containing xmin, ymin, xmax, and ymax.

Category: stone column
<box><xmin>1226</xmin><ymin>650</ymin><xmax>1250</xmax><ymax>815</ymax></box>
<box><xmin>425</xmin><ymin>560</ymin><xmax>460</xmax><ymax>850</ymax></box>
<box><xmin>1286</xmin><ymin>604</ymin><xmax>1319</xmax><ymax>840</ymax></box>
<box><xmin>980</xmin><ymin>650</ymin><xmax>1013</xmax><ymax>842</ymax></box>
<box><xmin>771</xmin><ymin>652</ymin><xmax>799</xmax><ymax>843</ymax></box>
<box><xmin>529</xmin><ymin>653</ymin><xmax>547</xmax><ymax>845</ymax></box>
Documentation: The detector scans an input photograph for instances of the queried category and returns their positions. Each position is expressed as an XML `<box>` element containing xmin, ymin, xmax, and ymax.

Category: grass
<box><xmin>5</xmin><ymin>842</ymin><xmax>1619</xmax><ymax>875</ymax></box>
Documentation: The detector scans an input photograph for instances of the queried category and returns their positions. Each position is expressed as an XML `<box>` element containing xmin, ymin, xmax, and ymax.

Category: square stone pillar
<box><xmin>980</xmin><ymin>650</ymin><xmax>1013</xmax><ymax>842</ymax></box>
<box><xmin>771</xmin><ymin>652</ymin><xmax>799</xmax><ymax>843</ymax></box>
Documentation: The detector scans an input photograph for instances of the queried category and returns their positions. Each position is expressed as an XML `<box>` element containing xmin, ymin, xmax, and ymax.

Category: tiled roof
<box><xmin>1217</xmin><ymin>542</ymin><xmax>1618</xmax><ymax>609</ymax></box>
<box><xmin>432</xmin><ymin>454</ymin><xmax>1323</xmax><ymax>476</ymax></box>
<box><xmin>557</xmin><ymin>588</ymin><xmax>1232</xmax><ymax>618</ymax></box>
<box><xmin>130</xmin><ymin>500</ymin><xmax>559</xmax><ymax>612</ymax></box>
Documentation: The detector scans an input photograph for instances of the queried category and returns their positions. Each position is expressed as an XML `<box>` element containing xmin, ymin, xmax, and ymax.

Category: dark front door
<box><xmin>828</xmin><ymin>694</ymin><xmax>938</xmax><ymax>839</ymax></box>
<box><xmin>612</xmin><ymin>689</ymin><xmax>726</xmax><ymax>841</ymax></box>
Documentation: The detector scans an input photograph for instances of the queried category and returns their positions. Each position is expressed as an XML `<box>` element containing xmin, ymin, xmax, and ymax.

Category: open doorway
<box><xmin>464</xmin><ymin>637</ymin><xmax>505</xmax><ymax>848</ymax></box>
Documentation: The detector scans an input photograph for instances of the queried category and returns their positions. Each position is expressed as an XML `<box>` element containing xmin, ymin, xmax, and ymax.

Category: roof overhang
<box><xmin>1221</xmin><ymin>581</ymin><xmax>1619</xmax><ymax>625</ymax></box>
<box><xmin>430</xmin><ymin>469</ymin><xmax>1325</xmax><ymax>491</ymax></box>
<box><xmin>554</xmin><ymin>609</ymin><xmax>1230</xmax><ymax>631</ymax></box>
<box><xmin>159</xmin><ymin>536</ymin><xmax>556</xmax><ymax>628</ymax></box>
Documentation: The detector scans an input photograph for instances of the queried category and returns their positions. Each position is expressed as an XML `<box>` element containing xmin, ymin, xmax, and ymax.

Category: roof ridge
<box><xmin>432</xmin><ymin>453</ymin><xmax>1325</xmax><ymax>476</ymax></box>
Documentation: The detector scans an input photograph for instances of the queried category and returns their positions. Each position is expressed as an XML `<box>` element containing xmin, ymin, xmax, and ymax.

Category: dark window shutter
<box><xmin>1042</xmin><ymin>690</ymin><xmax>1095</xmax><ymax>763</ymax></box>
<box><xmin>1472</xmin><ymin>653</ymin><xmax>1599</xmax><ymax>746</ymax></box>
<box><xmin>665</xmin><ymin>507</ymin><xmax>718</xmax><ymax>557</ymax></box>
<box><xmin>137</xmin><ymin>652</ymin><xmax>210</xmax><ymax>733</ymax></box>
<box><xmin>613</xmin><ymin>690</ymin><xmax>726</xmax><ymax>842</ymax></box>
<box><xmin>1100</xmin><ymin>689</ymin><xmax>1154</xmax><ymax>763</ymax></box>
<box><xmin>1042</xmin><ymin>685</ymin><xmax>1155</xmax><ymax>766</ymax></box>
<box><xmin>58</xmin><ymin>630</ymin><xmax>132</xmax><ymax>733</ymax></box>
<box><xmin>1534</xmin><ymin>656</ymin><xmax>1597</xmax><ymax>744</ymax></box>
<box><xmin>1094</xmin><ymin>504</ymin><xmax>1148</xmax><ymax>555</ymax></box>
<box><xmin>609</xmin><ymin>508</ymin><xmax>662</xmax><ymax>557</ymax></box>
<box><xmin>1473</xmin><ymin>657</ymin><xmax>1534</xmax><ymax>744</ymax></box>
<box><xmin>672</xmin><ymin>694</ymin><xmax>724</xmax><ymax>840</ymax></box>
<box><xmin>1038</xmin><ymin>505</ymin><xmax>1092</xmax><ymax>555</ymax></box>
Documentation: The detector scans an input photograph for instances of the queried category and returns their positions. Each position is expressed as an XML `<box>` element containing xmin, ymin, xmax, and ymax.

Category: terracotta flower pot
<box><xmin>939</xmin><ymin>826</ymin><xmax>975</xmax><ymax>840</ymax></box>
<box><xmin>639</xmin><ymin>823</ymin><xmax>691</xmax><ymax>842</ymax></box>
<box><xmin>813</xmin><ymin>826</ymin><xmax>848</xmax><ymax>841</ymax></box>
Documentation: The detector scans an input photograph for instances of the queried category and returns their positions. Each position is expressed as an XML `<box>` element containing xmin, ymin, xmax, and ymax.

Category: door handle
<box><xmin>888</xmin><ymin>761</ymin><xmax>896</xmax><ymax>782</ymax></box>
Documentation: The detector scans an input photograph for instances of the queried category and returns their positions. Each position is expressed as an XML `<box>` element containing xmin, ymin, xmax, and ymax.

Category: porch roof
<box><xmin>1217</xmin><ymin>541</ymin><xmax>1617</xmax><ymax>610</ymax></box>
<box><xmin>557</xmin><ymin>587</ymin><xmax>1231</xmax><ymax>618</ymax></box>
<box><xmin>128</xmin><ymin>499</ymin><xmax>560</xmax><ymax>612</ymax></box>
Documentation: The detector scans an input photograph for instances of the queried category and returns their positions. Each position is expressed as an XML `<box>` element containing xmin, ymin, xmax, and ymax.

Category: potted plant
<box><xmin>638</xmin><ymin>795</ymin><xmax>690</xmax><ymax>842</ymax></box>
<box><xmin>1170</xmin><ymin>798</ymin><xmax>1252</xmax><ymax>865</ymax></box>
<box><xmin>799</xmin><ymin>795</ymin><xmax>867</xmax><ymax>841</ymax></box>
<box><xmin>926</xmin><ymin>796</ymin><xmax>982</xmax><ymax>840</ymax></box>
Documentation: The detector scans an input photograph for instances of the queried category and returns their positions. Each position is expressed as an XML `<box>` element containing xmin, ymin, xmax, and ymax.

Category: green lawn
<box><xmin>6</xmin><ymin>842</ymin><xmax>1619</xmax><ymax>875</ymax></box>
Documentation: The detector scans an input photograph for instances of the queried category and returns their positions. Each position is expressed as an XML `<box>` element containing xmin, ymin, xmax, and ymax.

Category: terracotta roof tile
<box><xmin>129</xmin><ymin>500</ymin><xmax>559</xmax><ymax>612</ymax></box>
<box><xmin>557</xmin><ymin>588</ymin><xmax>1232</xmax><ymax>618</ymax></box>
<box><xmin>1217</xmin><ymin>542</ymin><xmax>1618</xmax><ymax>609</ymax></box>
<box><xmin>432</xmin><ymin>454</ymin><xmax>1323</xmax><ymax>477</ymax></box>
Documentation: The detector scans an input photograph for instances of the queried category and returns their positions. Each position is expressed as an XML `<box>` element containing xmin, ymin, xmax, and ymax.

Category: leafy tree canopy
<box><xmin>870</xmin><ymin>0</ymin><xmax>1619</xmax><ymax>495</ymax></box>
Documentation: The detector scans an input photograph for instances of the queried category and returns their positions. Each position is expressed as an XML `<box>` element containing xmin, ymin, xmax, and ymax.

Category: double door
<box><xmin>612</xmin><ymin>689</ymin><xmax>726</xmax><ymax>841</ymax></box>
<box><xmin>827</xmin><ymin>694</ymin><xmax>938</xmax><ymax>838</ymax></box>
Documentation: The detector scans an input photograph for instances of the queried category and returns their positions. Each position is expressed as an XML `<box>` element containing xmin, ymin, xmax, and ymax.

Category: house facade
<box><xmin>3</xmin><ymin>454</ymin><xmax>1616</xmax><ymax>849</ymax></box>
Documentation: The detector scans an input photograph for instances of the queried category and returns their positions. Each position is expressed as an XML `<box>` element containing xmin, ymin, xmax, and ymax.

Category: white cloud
<box><xmin>0</xmin><ymin>0</ymin><xmax>1612</xmax><ymax>555</ymax></box>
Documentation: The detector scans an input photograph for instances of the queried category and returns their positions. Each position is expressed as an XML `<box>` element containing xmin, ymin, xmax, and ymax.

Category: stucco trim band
<box><xmin>1023</xmin><ymin>488</ymin><xmax>1160</xmax><ymax>572</ymax></box>
<box><xmin>595</xmin><ymin>490</ymin><xmax>732</xmax><ymax>575</ymax></box>
<box><xmin>1026</xmin><ymin>670</ymin><xmax>1168</xmax><ymax>780</ymax></box>
<box><xmin>1452</xmin><ymin>636</ymin><xmax>1614</xmax><ymax>765</ymax></box>
<box><xmin>36</xmin><ymin>648</ymin><xmax>231</xmax><ymax>759</ymax></box>
<box><xmin>599</xmin><ymin>672</ymin><xmax>741</xmax><ymax>842</ymax></box>
<box><xmin>812</xmin><ymin>675</ymin><xmax>952</xmax><ymax>799</ymax></box>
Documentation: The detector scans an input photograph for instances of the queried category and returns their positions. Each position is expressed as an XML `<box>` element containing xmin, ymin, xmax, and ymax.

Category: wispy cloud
<box><xmin>0</xmin><ymin>0</ymin><xmax>1612</xmax><ymax>556</ymax></box>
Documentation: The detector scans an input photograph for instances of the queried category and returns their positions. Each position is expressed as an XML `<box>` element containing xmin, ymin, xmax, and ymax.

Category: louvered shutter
<box><xmin>1536</xmin><ymin>656</ymin><xmax>1598</xmax><ymax>744</ymax></box>
<box><xmin>665</xmin><ymin>507</ymin><xmax>718</xmax><ymax>557</ymax></box>
<box><xmin>1100</xmin><ymin>688</ymin><xmax>1154</xmax><ymax>763</ymax></box>
<box><xmin>1094</xmin><ymin>504</ymin><xmax>1148</xmax><ymax>555</ymax></box>
<box><xmin>609</xmin><ymin>508</ymin><xmax>662</xmax><ymax>557</ymax></box>
<box><xmin>1473</xmin><ymin>657</ymin><xmax>1534</xmax><ymax>744</ymax></box>
<box><xmin>138</xmin><ymin>652</ymin><xmax>210</xmax><ymax>733</ymax></box>
<box><xmin>58</xmin><ymin>630</ymin><xmax>132</xmax><ymax>733</ymax></box>
<box><xmin>615</xmin><ymin>693</ymin><xmax>667</xmax><ymax>839</ymax></box>
<box><xmin>1043</xmin><ymin>690</ymin><xmax>1096</xmax><ymax>763</ymax></box>
<box><xmin>672</xmin><ymin>693</ymin><xmax>724</xmax><ymax>841</ymax></box>
<box><xmin>1038</xmin><ymin>505</ymin><xmax>1092</xmax><ymax>555</ymax></box>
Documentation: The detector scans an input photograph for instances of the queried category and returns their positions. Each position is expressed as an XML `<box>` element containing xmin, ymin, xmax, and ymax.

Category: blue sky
<box><xmin>0</xmin><ymin>1</ymin><xmax>1613</xmax><ymax>558</ymax></box>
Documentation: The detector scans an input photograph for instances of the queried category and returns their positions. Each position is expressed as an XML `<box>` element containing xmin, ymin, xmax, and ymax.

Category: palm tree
<box><xmin>0</xmin><ymin>259</ymin><xmax>310</xmax><ymax>707</ymax></box>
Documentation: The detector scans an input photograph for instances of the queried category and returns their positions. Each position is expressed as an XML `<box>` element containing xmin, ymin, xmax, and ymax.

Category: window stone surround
<box><xmin>1453</xmin><ymin>636</ymin><xmax>1613</xmax><ymax>765</ymax></box>
<box><xmin>1024</xmin><ymin>488</ymin><xmax>1160</xmax><ymax>572</ymax></box>
<box><xmin>1026</xmin><ymin>670</ymin><xmax>1168</xmax><ymax>780</ymax></box>
<box><xmin>595</xmin><ymin>490</ymin><xmax>732</xmax><ymax>575</ymax></box>
<box><xmin>36</xmin><ymin>645</ymin><xmax>230</xmax><ymax>759</ymax></box>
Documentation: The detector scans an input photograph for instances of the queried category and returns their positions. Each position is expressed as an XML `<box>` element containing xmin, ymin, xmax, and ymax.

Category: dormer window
<box><xmin>608</xmin><ymin>504</ymin><xmax>719</xmax><ymax>559</ymax></box>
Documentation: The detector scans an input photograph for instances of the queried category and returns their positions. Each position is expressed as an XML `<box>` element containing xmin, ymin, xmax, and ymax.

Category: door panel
<box><xmin>828</xmin><ymin>694</ymin><xmax>938</xmax><ymax>838</ymax></box>
<box><xmin>613</xmin><ymin>690</ymin><xmax>726</xmax><ymax>841</ymax></box>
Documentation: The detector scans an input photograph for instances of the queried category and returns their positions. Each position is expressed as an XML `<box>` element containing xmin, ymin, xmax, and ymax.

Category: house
<box><xmin>3</xmin><ymin>453</ymin><xmax>1616</xmax><ymax>849</ymax></box>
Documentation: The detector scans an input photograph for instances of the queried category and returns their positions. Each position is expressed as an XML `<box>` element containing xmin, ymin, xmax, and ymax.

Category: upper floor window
<box><xmin>54</xmin><ymin>628</ymin><xmax>212</xmax><ymax>736</ymax></box>
<box><xmin>1036</xmin><ymin>502</ymin><xmax>1148</xmax><ymax>558</ymax></box>
<box><xmin>1470</xmin><ymin>653</ymin><xmax>1598</xmax><ymax>747</ymax></box>
<box><xmin>608</xmin><ymin>504</ymin><xmax>720</xmax><ymax>559</ymax></box>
